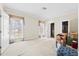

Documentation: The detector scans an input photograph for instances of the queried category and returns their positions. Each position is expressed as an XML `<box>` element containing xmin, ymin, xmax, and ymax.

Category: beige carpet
<box><xmin>1</xmin><ymin>39</ymin><xmax>56</xmax><ymax>56</ymax></box>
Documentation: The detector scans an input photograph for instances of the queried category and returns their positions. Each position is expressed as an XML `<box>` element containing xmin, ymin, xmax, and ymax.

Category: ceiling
<box><xmin>3</xmin><ymin>3</ymin><xmax>77</xmax><ymax>19</ymax></box>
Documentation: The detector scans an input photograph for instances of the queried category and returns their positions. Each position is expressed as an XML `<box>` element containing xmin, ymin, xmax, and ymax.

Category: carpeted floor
<box><xmin>1</xmin><ymin>39</ymin><xmax>56</xmax><ymax>56</ymax></box>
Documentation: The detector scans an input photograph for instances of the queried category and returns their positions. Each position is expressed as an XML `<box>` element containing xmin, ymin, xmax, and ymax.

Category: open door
<box><xmin>50</xmin><ymin>23</ymin><xmax>55</xmax><ymax>38</ymax></box>
<box><xmin>62</xmin><ymin>21</ymin><xmax>68</xmax><ymax>33</ymax></box>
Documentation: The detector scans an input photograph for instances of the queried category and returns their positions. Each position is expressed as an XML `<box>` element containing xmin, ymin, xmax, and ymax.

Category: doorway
<box><xmin>50</xmin><ymin>23</ymin><xmax>55</xmax><ymax>38</ymax></box>
<box><xmin>62</xmin><ymin>21</ymin><xmax>68</xmax><ymax>33</ymax></box>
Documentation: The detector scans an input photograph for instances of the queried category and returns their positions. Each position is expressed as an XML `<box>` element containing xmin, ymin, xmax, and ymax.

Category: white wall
<box><xmin>46</xmin><ymin>13</ymin><xmax>77</xmax><ymax>39</ymax></box>
<box><xmin>70</xmin><ymin>18</ymin><xmax>78</xmax><ymax>33</ymax></box>
<box><xmin>24</xmin><ymin>15</ymin><xmax>39</xmax><ymax>40</ymax></box>
<box><xmin>1</xmin><ymin>9</ymin><xmax>10</xmax><ymax>54</ymax></box>
<box><xmin>78</xmin><ymin>4</ymin><xmax>79</xmax><ymax>52</ymax></box>
<box><xmin>40</xmin><ymin>4</ymin><xmax>77</xmax><ymax>39</ymax></box>
<box><xmin>0</xmin><ymin>10</ymin><xmax>1</xmax><ymax>47</ymax></box>
<box><xmin>46</xmin><ymin>17</ymin><xmax>68</xmax><ymax>39</ymax></box>
<box><xmin>0</xmin><ymin>4</ymin><xmax>3</xmax><ymax>49</ymax></box>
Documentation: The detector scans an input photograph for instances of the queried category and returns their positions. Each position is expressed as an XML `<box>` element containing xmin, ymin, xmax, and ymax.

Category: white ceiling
<box><xmin>3</xmin><ymin>3</ymin><xmax>77</xmax><ymax>19</ymax></box>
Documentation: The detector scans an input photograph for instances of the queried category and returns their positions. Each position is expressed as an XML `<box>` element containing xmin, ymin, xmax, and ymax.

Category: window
<box><xmin>9</xmin><ymin>15</ymin><xmax>24</xmax><ymax>43</ymax></box>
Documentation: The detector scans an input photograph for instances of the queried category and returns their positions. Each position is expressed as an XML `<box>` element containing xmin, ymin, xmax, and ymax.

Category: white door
<box><xmin>1</xmin><ymin>10</ymin><xmax>9</xmax><ymax>53</ymax></box>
